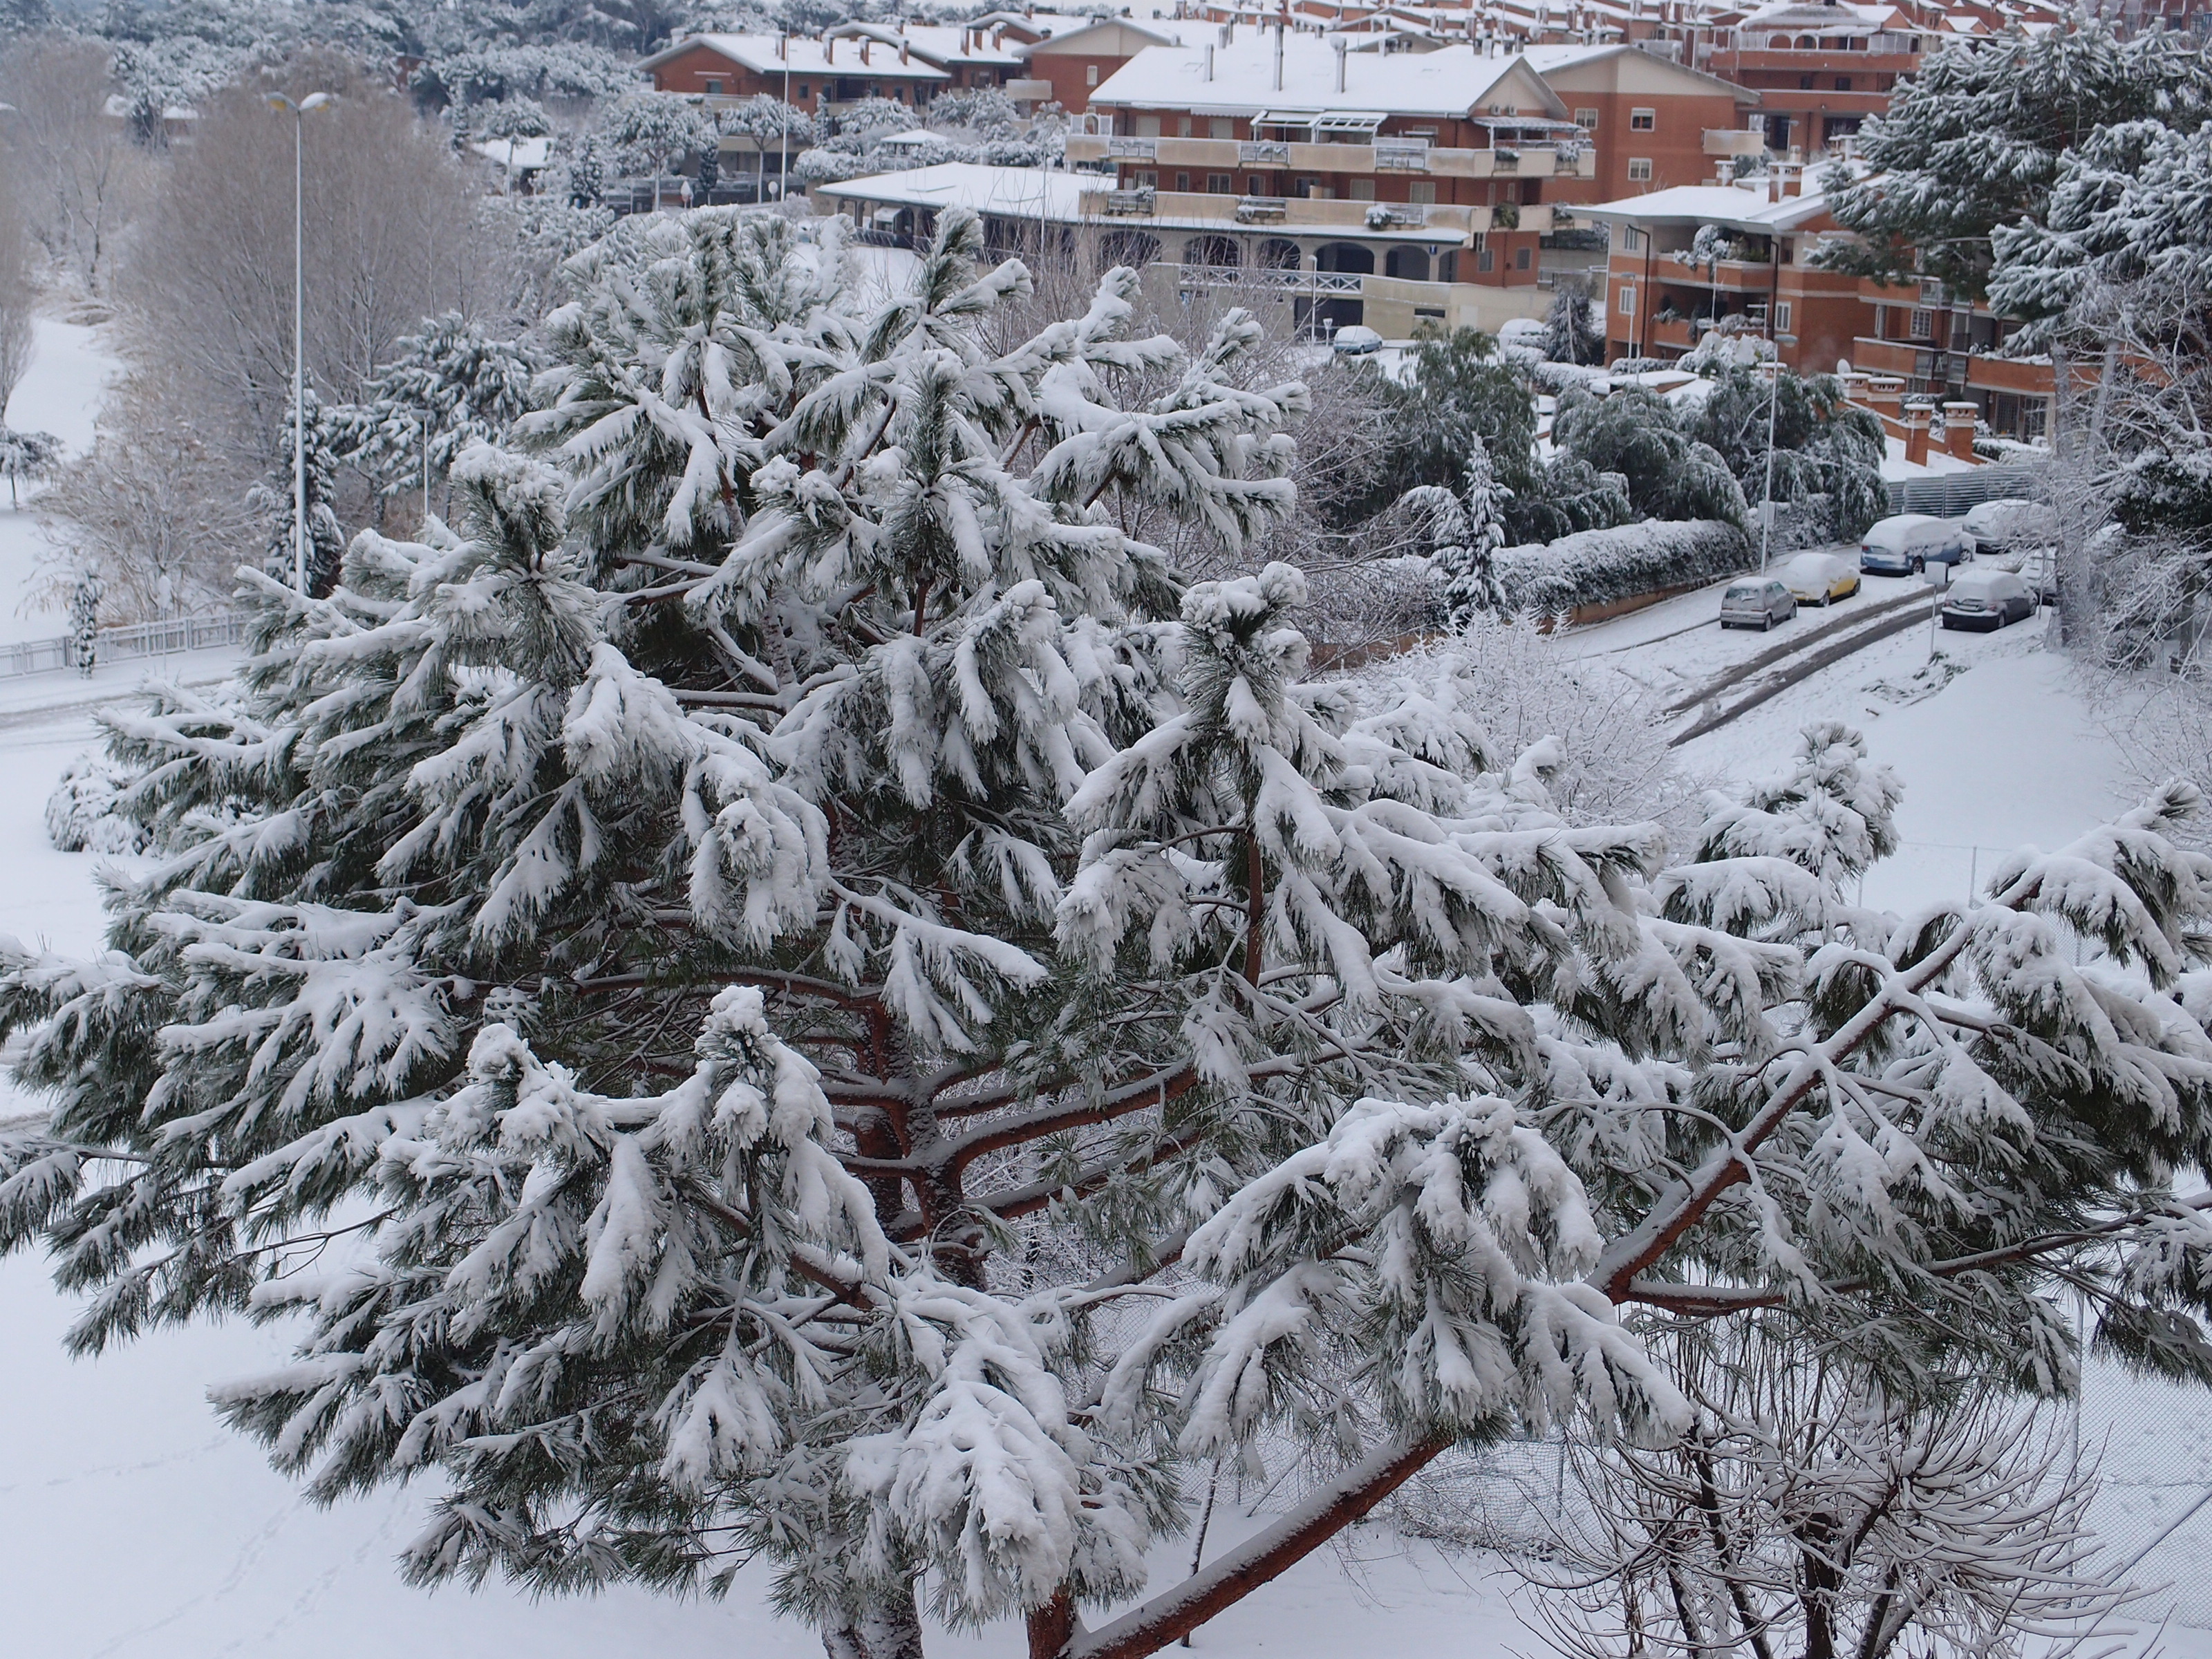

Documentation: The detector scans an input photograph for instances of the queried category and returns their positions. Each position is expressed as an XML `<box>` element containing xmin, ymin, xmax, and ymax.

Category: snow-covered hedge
<box><xmin>1525</xmin><ymin>358</ymin><xmax>1611</xmax><ymax>396</ymax></box>
<box><xmin>1495</xmin><ymin>518</ymin><xmax>1750</xmax><ymax>616</ymax></box>
<box><xmin>45</xmin><ymin>753</ymin><xmax>150</xmax><ymax>855</ymax></box>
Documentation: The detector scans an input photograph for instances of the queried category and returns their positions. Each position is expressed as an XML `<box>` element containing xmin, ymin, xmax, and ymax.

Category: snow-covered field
<box><xmin>1</xmin><ymin>317</ymin><xmax>2207</xmax><ymax>1658</ymax></box>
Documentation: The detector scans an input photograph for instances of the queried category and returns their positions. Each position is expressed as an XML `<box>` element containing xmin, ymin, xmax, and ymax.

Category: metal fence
<box><xmin>1886</xmin><ymin>460</ymin><xmax>2045</xmax><ymax>518</ymax></box>
<box><xmin>0</xmin><ymin>611</ymin><xmax>245</xmax><ymax>682</ymax></box>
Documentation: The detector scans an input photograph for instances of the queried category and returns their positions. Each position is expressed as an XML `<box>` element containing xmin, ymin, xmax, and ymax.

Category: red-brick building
<box><xmin>1520</xmin><ymin>41</ymin><xmax>1760</xmax><ymax>196</ymax></box>
<box><xmin>637</xmin><ymin>34</ymin><xmax>950</xmax><ymax>115</ymax></box>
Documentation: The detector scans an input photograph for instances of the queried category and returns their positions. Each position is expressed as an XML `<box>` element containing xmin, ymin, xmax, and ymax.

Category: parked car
<box><xmin>1859</xmin><ymin>514</ymin><xmax>1967</xmax><ymax>575</ymax></box>
<box><xmin>1962</xmin><ymin>498</ymin><xmax>2056</xmax><ymax>561</ymax></box>
<box><xmin>1940</xmin><ymin>568</ymin><xmax>2036</xmax><ymax>631</ymax></box>
<box><xmin>1720</xmin><ymin>577</ymin><xmax>1797</xmax><ymax>630</ymax></box>
<box><xmin>1778</xmin><ymin>551</ymin><xmax>1862</xmax><ymax>606</ymax></box>
<box><xmin>1332</xmin><ymin>325</ymin><xmax>1384</xmax><ymax>356</ymax></box>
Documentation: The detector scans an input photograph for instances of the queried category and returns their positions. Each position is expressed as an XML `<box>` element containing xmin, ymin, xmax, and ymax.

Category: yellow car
<box><xmin>1778</xmin><ymin>551</ymin><xmax>1862</xmax><ymax>606</ymax></box>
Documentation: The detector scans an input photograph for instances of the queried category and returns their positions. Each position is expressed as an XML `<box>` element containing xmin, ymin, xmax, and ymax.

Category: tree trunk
<box><xmin>823</xmin><ymin>1582</ymin><xmax>928</xmax><ymax>1659</ymax></box>
<box><xmin>1027</xmin><ymin>1587</ymin><xmax>1079</xmax><ymax>1659</ymax></box>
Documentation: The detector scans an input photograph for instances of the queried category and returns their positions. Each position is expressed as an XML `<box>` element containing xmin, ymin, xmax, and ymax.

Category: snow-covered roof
<box><xmin>472</xmin><ymin>135</ymin><xmax>554</xmax><ymax>170</ymax></box>
<box><xmin>814</xmin><ymin>162</ymin><xmax>1096</xmax><ymax>220</ymax></box>
<box><xmin>1515</xmin><ymin>39</ymin><xmax>1761</xmax><ymax>100</ymax></box>
<box><xmin>1089</xmin><ymin>39</ymin><xmax>1568</xmax><ymax>120</ymax></box>
<box><xmin>639</xmin><ymin>34</ymin><xmax>952</xmax><ymax>82</ymax></box>
<box><xmin>1737</xmin><ymin>0</ymin><xmax>1904</xmax><ymax>29</ymax></box>
<box><xmin>872</xmin><ymin>128</ymin><xmax>950</xmax><ymax>149</ymax></box>
<box><xmin>830</xmin><ymin>22</ymin><xmax>1027</xmax><ymax>68</ymax></box>
<box><xmin>1575</xmin><ymin>182</ymin><xmax>1831</xmax><ymax>233</ymax></box>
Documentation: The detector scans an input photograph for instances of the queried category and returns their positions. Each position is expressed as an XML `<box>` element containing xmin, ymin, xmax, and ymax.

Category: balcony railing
<box><xmin>1069</xmin><ymin>133</ymin><xmax>1591</xmax><ymax>179</ymax></box>
<box><xmin>1172</xmin><ymin>264</ymin><xmax>1362</xmax><ymax>293</ymax></box>
<box><xmin>1373</xmin><ymin>138</ymin><xmax>1431</xmax><ymax>172</ymax></box>
<box><xmin>1103</xmin><ymin>187</ymin><xmax>1156</xmax><ymax>216</ymax></box>
<box><xmin>1107</xmin><ymin>136</ymin><xmax>1156</xmax><ymax>158</ymax></box>
<box><xmin>1238</xmin><ymin>140</ymin><xmax>1289</xmax><ymax>167</ymax></box>
<box><xmin>1234</xmin><ymin>196</ymin><xmax>1287</xmax><ymax>222</ymax></box>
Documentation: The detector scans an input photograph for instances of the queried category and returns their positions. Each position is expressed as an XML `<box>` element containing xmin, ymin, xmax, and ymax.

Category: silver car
<box><xmin>1720</xmin><ymin>577</ymin><xmax>1797</xmax><ymax>630</ymax></box>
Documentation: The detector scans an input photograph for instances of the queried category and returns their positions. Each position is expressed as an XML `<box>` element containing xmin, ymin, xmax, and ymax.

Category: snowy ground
<box><xmin>1</xmin><ymin>316</ymin><xmax>2208</xmax><ymax>1656</ymax></box>
<box><xmin>0</xmin><ymin>318</ymin><xmax>120</xmax><ymax>644</ymax></box>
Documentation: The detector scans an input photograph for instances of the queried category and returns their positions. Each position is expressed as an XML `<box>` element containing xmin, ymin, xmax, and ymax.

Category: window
<box><xmin>1835</xmin><ymin>75</ymin><xmax>1852</xmax><ymax>91</ymax></box>
<box><xmin>704</xmin><ymin>77</ymin><xmax>723</xmax><ymax>94</ymax></box>
<box><xmin>1415</xmin><ymin>306</ymin><xmax>1445</xmax><ymax>321</ymax></box>
<box><xmin>1908</xmin><ymin>307</ymin><xmax>1933</xmax><ymax>339</ymax></box>
<box><xmin>1477</xmin><ymin>247</ymin><xmax>1496</xmax><ymax>272</ymax></box>
<box><xmin>1619</xmin><ymin>284</ymin><xmax>1636</xmax><ymax>315</ymax></box>
<box><xmin>1209</xmin><ymin>117</ymin><xmax>1233</xmax><ymax>139</ymax></box>
<box><xmin>1137</xmin><ymin>170</ymin><xmax>1158</xmax><ymax>189</ymax></box>
<box><xmin>1575</xmin><ymin>107</ymin><xmax>1600</xmax><ymax>129</ymax></box>
<box><xmin>1085</xmin><ymin>64</ymin><xmax>1099</xmax><ymax>86</ymax></box>
<box><xmin>1629</xmin><ymin>107</ymin><xmax>1656</xmax><ymax>131</ymax></box>
<box><xmin>1774</xmin><ymin>301</ymin><xmax>1793</xmax><ymax>332</ymax></box>
<box><xmin>796</xmin><ymin>82</ymin><xmax>810</xmax><ymax>98</ymax></box>
<box><xmin>1206</xmin><ymin>172</ymin><xmax>1232</xmax><ymax>194</ymax></box>
<box><xmin>1177</xmin><ymin>116</ymin><xmax>1194</xmax><ymax>137</ymax></box>
<box><xmin>1248</xmin><ymin>174</ymin><xmax>1266</xmax><ymax>195</ymax></box>
<box><xmin>1515</xmin><ymin>245</ymin><xmax>1531</xmax><ymax>270</ymax></box>
<box><xmin>1799</xmin><ymin>74</ymin><xmax>1815</xmax><ymax>89</ymax></box>
<box><xmin>1174</xmin><ymin>171</ymin><xmax>1190</xmax><ymax>192</ymax></box>
<box><xmin>1351</xmin><ymin>178</ymin><xmax>1376</xmax><ymax>200</ymax></box>
<box><xmin>1627</xmin><ymin>157</ymin><xmax>1653</xmax><ymax>182</ymax></box>
<box><xmin>1408</xmin><ymin>180</ymin><xmax>1436</xmax><ymax>203</ymax></box>
<box><xmin>1135</xmin><ymin>114</ymin><xmax>1161</xmax><ymax>137</ymax></box>
<box><xmin>1623</xmin><ymin>226</ymin><xmax>1644</xmax><ymax>252</ymax></box>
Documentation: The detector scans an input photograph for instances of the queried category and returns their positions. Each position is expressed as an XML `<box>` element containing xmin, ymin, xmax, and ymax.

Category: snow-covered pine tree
<box><xmin>0</xmin><ymin>425</ymin><xmax>61</xmax><ymax>508</ymax></box>
<box><xmin>332</xmin><ymin>313</ymin><xmax>538</xmax><ymax>509</ymax></box>
<box><xmin>1543</xmin><ymin>280</ymin><xmax>1603</xmax><ymax>367</ymax></box>
<box><xmin>66</xmin><ymin>563</ymin><xmax>100</xmax><ymax>676</ymax></box>
<box><xmin>245</xmin><ymin>384</ymin><xmax>346</xmax><ymax>594</ymax></box>
<box><xmin>1403</xmin><ymin>435</ymin><xmax>1512</xmax><ymax>625</ymax></box>
<box><xmin>9</xmin><ymin>207</ymin><xmax>2212</xmax><ymax>1659</ymax></box>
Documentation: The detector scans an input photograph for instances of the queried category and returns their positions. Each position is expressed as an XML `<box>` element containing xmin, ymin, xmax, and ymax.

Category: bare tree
<box><xmin>120</xmin><ymin>59</ymin><xmax>492</xmax><ymax>467</ymax></box>
<box><xmin>30</xmin><ymin>368</ymin><xmax>258</xmax><ymax>623</ymax></box>
<box><xmin>1528</xmin><ymin>1320</ymin><xmax>2139</xmax><ymax>1659</ymax></box>
<box><xmin>0</xmin><ymin>37</ymin><xmax>152</xmax><ymax>297</ymax></box>
<box><xmin>0</xmin><ymin>167</ymin><xmax>34</xmax><ymax>422</ymax></box>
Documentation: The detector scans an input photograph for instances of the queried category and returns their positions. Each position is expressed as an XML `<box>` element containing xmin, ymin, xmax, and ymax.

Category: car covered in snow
<box><xmin>1859</xmin><ymin>514</ymin><xmax>1967</xmax><ymax>575</ymax></box>
<box><xmin>1718</xmin><ymin>576</ymin><xmax>1797</xmax><ymax>630</ymax></box>
<box><xmin>1940</xmin><ymin>568</ymin><xmax>2036</xmax><ymax>631</ymax></box>
<box><xmin>1962</xmin><ymin>498</ymin><xmax>2057</xmax><ymax>561</ymax></box>
<box><xmin>1778</xmin><ymin>551</ymin><xmax>1862</xmax><ymax>606</ymax></box>
<box><xmin>1331</xmin><ymin>325</ymin><xmax>1384</xmax><ymax>355</ymax></box>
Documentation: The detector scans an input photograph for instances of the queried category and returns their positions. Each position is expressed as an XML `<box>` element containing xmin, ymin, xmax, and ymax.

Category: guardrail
<box><xmin>0</xmin><ymin>610</ymin><xmax>247</xmax><ymax>681</ymax></box>
<box><xmin>1884</xmin><ymin>461</ymin><xmax>2044</xmax><ymax>518</ymax></box>
<box><xmin>1172</xmin><ymin>263</ymin><xmax>1362</xmax><ymax>293</ymax></box>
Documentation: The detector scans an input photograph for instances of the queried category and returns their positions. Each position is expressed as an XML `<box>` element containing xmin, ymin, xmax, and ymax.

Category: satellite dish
<box><xmin>1835</xmin><ymin>356</ymin><xmax>1852</xmax><ymax>375</ymax></box>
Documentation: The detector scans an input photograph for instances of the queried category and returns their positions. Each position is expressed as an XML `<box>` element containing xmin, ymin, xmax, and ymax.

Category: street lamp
<box><xmin>264</xmin><ymin>90</ymin><xmax>336</xmax><ymax>594</ymax></box>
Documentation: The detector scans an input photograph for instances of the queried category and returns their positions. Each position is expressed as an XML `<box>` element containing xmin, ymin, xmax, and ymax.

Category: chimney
<box><xmin>1206</xmin><ymin>41</ymin><xmax>1215</xmax><ymax>79</ymax></box>
<box><xmin>901</xmin><ymin>39</ymin><xmax>910</xmax><ymax>63</ymax></box>
<box><xmin>1334</xmin><ymin>35</ymin><xmax>1347</xmax><ymax>90</ymax></box>
<box><xmin>1942</xmin><ymin>402</ymin><xmax>1980</xmax><ymax>460</ymax></box>
<box><xmin>825</xmin><ymin>35</ymin><xmax>834</xmax><ymax>62</ymax></box>
<box><xmin>1274</xmin><ymin>17</ymin><xmax>1285</xmax><ymax>88</ymax></box>
<box><xmin>1904</xmin><ymin>406</ymin><xmax>1931</xmax><ymax>467</ymax></box>
<box><xmin>861</xmin><ymin>37</ymin><xmax>872</xmax><ymax>64</ymax></box>
<box><xmin>778</xmin><ymin>32</ymin><xmax>787</xmax><ymax>58</ymax></box>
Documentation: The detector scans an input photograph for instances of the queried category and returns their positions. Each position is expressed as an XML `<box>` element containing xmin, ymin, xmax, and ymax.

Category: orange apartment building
<box><xmin>1580</xmin><ymin>179</ymin><xmax>2057</xmax><ymax>437</ymax></box>
<box><xmin>1020</xmin><ymin>18</ymin><xmax>1188</xmax><ymax>113</ymax></box>
<box><xmin>1072</xmin><ymin>28</ymin><xmax>1596</xmax><ymax>328</ymax></box>
<box><xmin>1691</xmin><ymin>0</ymin><xmax>1932</xmax><ymax>155</ymax></box>
<box><xmin>638</xmin><ymin>33</ymin><xmax>950</xmax><ymax>114</ymax></box>
<box><xmin>1519</xmin><ymin>41</ymin><xmax>1759</xmax><ymax>195</ymax></box>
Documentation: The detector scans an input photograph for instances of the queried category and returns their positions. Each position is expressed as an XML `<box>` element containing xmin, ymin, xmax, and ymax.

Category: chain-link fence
<box><xmin>2078</xmin><ymin>1360</ymin><xmax>2212</xmax><ymax>1629</ymax></box>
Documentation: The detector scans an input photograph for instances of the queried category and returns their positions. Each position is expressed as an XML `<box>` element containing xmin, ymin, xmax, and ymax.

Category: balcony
<box><xmin>1853</xmin><ymin>337</ymin><xmax>1938</xmax><ymax>379</ymax></box>
<box><xmin>1647</xmin><ymin>316</ymin><xmax>1696</xmax><ymax>352</ymax></box>
<box><xmin>1075</xmin><ymin>135</ymin><xmax>1592</xmax><ymax>180</ymax></box>
<box><xmin>1078</xmin><ymin>187</ymin><xmax>1490</xmax><ymax>237</ymax></box>
<box><xmin>1703</xmin><ymin>128</ymin><xmax>1769</xmax><ymax>158</ymax></box>
<box><xmin>1662</xmin><ymin>256</ymin><xmax>1779</xmax><ymax>292</ymax></box>
<box><xmin>1965</xmin><ymin>354</ymin><xmax>2056</xmax><ymax>397</ymax></box>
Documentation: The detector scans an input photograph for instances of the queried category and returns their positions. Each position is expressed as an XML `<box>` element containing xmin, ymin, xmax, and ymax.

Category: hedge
<box><xmin>1494</xmin><ymin>518</ymin><xmax>1752</xmax><ymax>617</ymax></box>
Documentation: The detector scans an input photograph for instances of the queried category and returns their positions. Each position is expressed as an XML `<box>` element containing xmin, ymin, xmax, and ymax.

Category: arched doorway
<box><xmin>1098</xmin><ymin>229</ymin><xmax>1161</xmax><ymax>271</ymax></box>
<box><xmin>1313</xmin><ymin>241</ymin><xmax>1375</xmax><ymax>275</ymax></box>
<box><xmin>1181</xmin><ymin>234</ymin><xmax>1239</xmax><ymax>269</ymax></box>
<box><xmin>1256</xmin><ymin>238</ymin><xmax>1302</xmax><ymax>270</ymax></box>
<box><xmin>1385</xmin><ymin>246</ymin><xmax>1430</xmax><ymax>281</ymax></box>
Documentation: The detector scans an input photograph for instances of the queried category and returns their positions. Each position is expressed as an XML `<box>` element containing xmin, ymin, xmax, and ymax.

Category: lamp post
<box><xmin>264</xmin><ymin>91</ymin><xmax>336</xmax><ymax>594</ymax></box>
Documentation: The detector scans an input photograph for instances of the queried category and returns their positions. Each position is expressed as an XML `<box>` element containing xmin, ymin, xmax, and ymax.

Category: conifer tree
<box><xmin>1404</xmin><ymin>435</ymin><xmax>1512</xmax><ymax>625</ymax></box>
<box><xmin>6</xmin><ymin>208</ymin><xmax>2212</xmax><ymax>1659</ymax></box>
<box><xmin>246</xmin><ymin>384</ymin><xmax>346</xmax><ymax>594</ymax></box>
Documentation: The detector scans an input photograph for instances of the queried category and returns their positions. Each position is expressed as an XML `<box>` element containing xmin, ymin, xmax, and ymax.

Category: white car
<box><xmin>1962</xmin><ymin>498</ymin><xmax>2057</xmax><ymax>563</ymax></box>
<box><xmin>1940</xmin><ymin>568</ymin><xmax>2036</xmax><ymax>631</ymax></box>
<box><xmin>1331</xmin><ymin>325</ymin><xmax>1384</xmax><ymax>356</ymax></box>
<box><xmin>1859</xmin><ymin>514</ymin><xmax>1967</xmax><ymax>576</ymax></box>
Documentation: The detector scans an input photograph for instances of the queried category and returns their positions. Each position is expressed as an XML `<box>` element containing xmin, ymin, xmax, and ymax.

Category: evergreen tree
<box><xmin>10</xmin><ymin>207</ymin><xmax>2212</xmax><ymax>1659</ymax></box>
<box><xmin>332</xmin><ymin>313</ymin><xmax>538</xmax><ymax>507</ymax></box>
<box><xmin>1819</xmin><ymin>22</ymin><xmax>2212</xmax><ymax>302</ymax></box>
<box><xmin>1404</xmin><ymin>435</ymin><xmax>1512</xmax><ymax>625</ymax></box>
<box><xmin>66</xmin><ymin>563</ymin><xmax>100</xmax><ymax>677</ymax></box>
<box><xmin>1543</xmin><ymin>279</ymin><xmax>1603</xmax><ymax>367</ymax></box>
<box><xmin>0</xmin><ymin>425</ymin><xmax>60</xmax><ymax>508</ymax></box>
<box><xmin>1551</xmin><ymin>384</ymin><xmax>1748</xmax><ymax>527</ymax></box>
<box><xmin>245</xmin><ymin>385</ymin><xmax>346</xmax><ymax>596</ymax></box>
<box><xmin>1685</xmin><ymin>367</ymin><xmax>1888</xmax><ymax>543</ymax></box>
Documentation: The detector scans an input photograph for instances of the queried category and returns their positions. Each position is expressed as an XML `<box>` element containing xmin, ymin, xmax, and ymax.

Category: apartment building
<box><xmin>1691</xmin><ymin>0</ymin><xmax>1933</xmax><ymax>154</ymax></box>
<box><xmin>1020</xmin><ymin>18</ymin><xmax>1188</xmax><ymax>113</ymax></box>
<box><xmin>638</xmin><ymin>33</ymin><xmax>950</xmax><ymax>113</ymax></box>
<box><xmin>1066</xmin><ymin>30</ymin><xmax>1595</xmax><ymax>332</ymax></box>
<box><xmin>1579</xmin><ymin>180</ymin><xmax>2056</xmax><ymax>437</ymax></box>
<box><xmin>1519</xmin><ymin>41</ymin><xmax>1758</xmax><ymax>195</ymax></box>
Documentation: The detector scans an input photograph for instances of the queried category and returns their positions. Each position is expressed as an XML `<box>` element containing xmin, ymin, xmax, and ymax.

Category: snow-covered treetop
<box><xmin>6</xmin><ymin>204</ymin><xmax>2212</xmax><ymax>1659</ymax></box>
